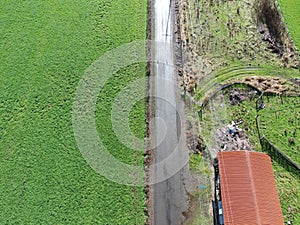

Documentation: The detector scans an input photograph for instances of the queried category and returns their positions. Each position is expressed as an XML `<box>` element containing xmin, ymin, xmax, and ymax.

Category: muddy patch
<box><xmin>254</xmin><ymin>0</ymin><xmax>299</xmax><ymax>68</ymax></box>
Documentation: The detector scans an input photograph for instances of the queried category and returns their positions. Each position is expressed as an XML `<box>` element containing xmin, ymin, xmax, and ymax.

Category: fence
<box><xmin>260</xmin><ymin>136</ymin><xmax>300</xmax><ymax>177</ymax></box>
<box><xmin>199</xmin><ymin>82</ymin><xmax>262</xmax><ymax>120</ymax></box>
<box><xmin>192</xmin><ymin>82</ymin><xmax>300</xmax><ymax>177</ymax></box>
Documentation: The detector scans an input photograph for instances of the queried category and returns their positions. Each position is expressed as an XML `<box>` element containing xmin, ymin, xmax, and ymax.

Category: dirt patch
<box><xmin>254</xmin><ymin>0</ymin><xmax>299</xmax><ymax>68</ymax></box>
<box><xmin>186</xmin><ymin>120</ymin><xmax>207</xmax><ymax>154</ymax></box>
<box><xmin>228</xmin><ymin>88</ymin><xmax>258</xmax><ymax>105</ymax></box>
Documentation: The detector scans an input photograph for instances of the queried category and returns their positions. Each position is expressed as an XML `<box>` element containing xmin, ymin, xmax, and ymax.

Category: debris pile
<box><xmin>229</xmin><ymin>89</ymin><xmax>257</xmax><ymax>105</ymax></box>
<box><xmin>216</xmin><ymin>121</ymin><xmax>253</xmax><ymax>152</ymax></box>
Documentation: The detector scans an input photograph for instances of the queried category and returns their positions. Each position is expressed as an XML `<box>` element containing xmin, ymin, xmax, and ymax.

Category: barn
<box><xmin>213</xmin><ymin>151</ymin><xmax>284</xmax><ymax>225</ymax></box>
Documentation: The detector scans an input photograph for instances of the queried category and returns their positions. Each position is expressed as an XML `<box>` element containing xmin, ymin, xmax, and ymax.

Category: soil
<box><xmin>145</xmin><ymin>0</ymin><xmax>155</xmax><ymax>224</ymax></box>
<box><xmin>186</xmin><ymin>120</ymin><xmax>207</xmax><ymax>154</ymax></box>
<box><xmin>255</xmin><ymin>0</ymin><xmax>299</xmax><ymax>68</ymax></box>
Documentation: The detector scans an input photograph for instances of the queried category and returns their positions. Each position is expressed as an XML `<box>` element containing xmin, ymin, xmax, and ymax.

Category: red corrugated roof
<box><xmin>218</xmin><ymin>151</ymin><xmax>284</xmax><ymax>225</ymax></box>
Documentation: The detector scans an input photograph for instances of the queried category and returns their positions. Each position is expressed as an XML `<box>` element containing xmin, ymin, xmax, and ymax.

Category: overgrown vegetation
<box><xmin>273</xmin><ymin>161</ymin><xmax>300</xmax><ymax>224</ymax></box>
<box><xmin>178</xmin><ymin>0</ymin><xmax>300</xmax><ymax>223</ymax></box>
<box><xmin>187</xmin><ymin>153</ymin><xmax>213</xmax><ymax>225</ymax></box>
<box><xmin>178</xmin><ymin>0</ymin><xmax>282</xmax><ymax>94</ymax></box>
<box><xmin>0</xmin><ymin>0</ymin><xmax>147</xmax><ymax>224</ymax></box>
<box><xmin>185</xmin><ymin>0</ymin><xmax>281</xmax><ymax>64</ymax></box>
<box><xmin>177</xmin><ymin>0</ymin><xmax>299</xmax><ymax>100</ymax></box>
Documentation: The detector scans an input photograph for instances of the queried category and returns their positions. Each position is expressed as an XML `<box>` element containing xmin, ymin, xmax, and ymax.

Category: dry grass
<box><xmin>239</xmin><ymin>76</ymin><xmax>299</xmax><ymax>95</ymax></box>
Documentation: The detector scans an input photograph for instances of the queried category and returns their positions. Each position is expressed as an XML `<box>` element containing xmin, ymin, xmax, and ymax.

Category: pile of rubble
<box><xmin>216</xmin><ymin>121</ymin><xmax>253</xmax><ymax>152</ymax></box>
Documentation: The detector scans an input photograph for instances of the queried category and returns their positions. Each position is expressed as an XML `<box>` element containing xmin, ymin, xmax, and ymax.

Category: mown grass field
<box><xmin>278</xmin><ymin>0</ymin><xmax>300</xmax><ymax>49</ymax></box>
<box><xmin>199</xmin><ymin>89</ymin><xmax>300</xmax><ymax>224</ymax></box>
<box><xmin>0</xmin><ymin>0</ymin><xmax>147</xmax><ymax>224</ymax></box>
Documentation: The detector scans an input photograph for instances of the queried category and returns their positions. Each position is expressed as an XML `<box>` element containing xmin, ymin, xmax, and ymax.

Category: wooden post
<box><xmin>255</xmin><ymin>115</ymin><xmax>261</xmax><ymax>139</ymax></box>
<box><xmin>198</xmin><ymin>110</ymin><xmax>202</xmax><ymax>121</ymax></box>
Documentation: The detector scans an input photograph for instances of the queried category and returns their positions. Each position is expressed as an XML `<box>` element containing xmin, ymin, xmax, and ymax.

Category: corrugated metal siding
<box><xmin>218</xmin><ymin>151</ymin><xmax>284</xmax><ymax>225</ymax></box>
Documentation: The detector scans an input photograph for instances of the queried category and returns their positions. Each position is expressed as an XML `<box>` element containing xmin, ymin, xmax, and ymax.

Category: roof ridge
<box><xmin>246</xmin><ymin>151</ymin><xmax>262</xmax><ymax>225</ymax></box>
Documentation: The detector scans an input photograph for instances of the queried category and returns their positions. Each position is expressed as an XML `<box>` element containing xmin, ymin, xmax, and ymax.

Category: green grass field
<box><xmin>278</xmin><ymin>0</ymin><xmax>300</xmax><ymax>49</ymax></box>
<box><xmin>259</xmin><ymin>96</ymin><xmax>300</xmax><ymax>165</ymax></box>
<box><xmin>0</xmin><ymin>0</ymin><xmax>147</xmax><ymax>224</ymax></box>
